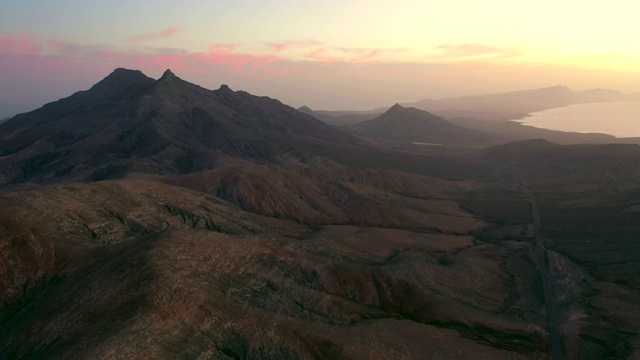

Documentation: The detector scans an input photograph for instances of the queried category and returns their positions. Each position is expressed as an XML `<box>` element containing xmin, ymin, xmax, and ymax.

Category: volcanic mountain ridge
<box><xmin>0</xmin><ymin>68</ymin><xmax>354</xmax><ymax>188</ymax></box>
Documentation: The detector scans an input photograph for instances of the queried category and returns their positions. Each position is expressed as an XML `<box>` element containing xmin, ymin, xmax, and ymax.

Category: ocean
<box><xmin>514</xmin><ymin>101</ymin><xmax>640</xmax><ymax>138</ymax></box>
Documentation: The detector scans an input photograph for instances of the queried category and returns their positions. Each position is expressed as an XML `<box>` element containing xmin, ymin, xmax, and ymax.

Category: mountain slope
<box><xmin>2</xmin><ymin>70</ymin><xmax>640</xmax><ymax>359</ymax></box>
<box><xmin>478</xmin><ymin>139</ymin><xmax>640</xmax><ymax>358</ymax></box>
<box><xmin>481</xmin><ymin>139</ymin><xmax>640</xmax><ymax>187</ymax></box>
<box><xmin>0</xmin><ymin>68</ymin><xmax>354</xmax><ymax>187</ymax></box>
<box><xmin>353</xmin><ymin>104</ymin><xmax>500</xmax><ymax>146</ymax></box>
<box><xmin>298</xmin><ymin>106</ymin><xmax>380</xmax><ymax>126</ymax></box>
<box><xmin>0</xmin><ymin>178</ymin><xmax>545</xmax><ymax>359</ymax></box>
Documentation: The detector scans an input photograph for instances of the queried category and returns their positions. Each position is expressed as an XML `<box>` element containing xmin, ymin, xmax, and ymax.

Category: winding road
<box><xmin>502</xmin><ymin>167</ymin><xmax>564</xmax><ymax>359</ymax></box>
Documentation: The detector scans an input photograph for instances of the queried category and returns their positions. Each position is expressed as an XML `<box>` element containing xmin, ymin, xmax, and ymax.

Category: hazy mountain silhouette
<box><xmin>304</xmin><ymin>85</ymin><xmax>640</xmax><ymax>123</ymax></box>
<box><xmin>403</xmin><ymin>85</ymin><xmax>640</xmax><ymax>121</ymax></box>
<box><xmin>353</xmin><ymin>103</ymin><xmax>500</xmax><ymax>146</ymax></box>
<box><xmin>301</xmin><ymin>86</ymin><xmax>640</xmax><ymax>145</ymax></box>
<box><xmin>0</xmin><ymin>68</ymin><xmax>354</xmax><ymax>186</ymax></box>
<box><xmin>298</xmin><ymin>106</ymin><xmax>381</xmax><ymax>126</ymax></box>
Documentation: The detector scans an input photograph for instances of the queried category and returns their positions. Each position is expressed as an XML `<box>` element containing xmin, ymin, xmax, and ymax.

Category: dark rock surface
<box><xmin>2</xmin><ymin>68</ymin><xmax>639</xmax><ymax>359</ymax></box>
<box><xmin>0</xmin><ymin>69</ymin><xmax>354</xmax><ymax>188</ymax></box>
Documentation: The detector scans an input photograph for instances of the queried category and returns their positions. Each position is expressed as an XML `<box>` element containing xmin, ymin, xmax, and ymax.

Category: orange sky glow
<box><xmin>1</xmin><ymin>0</ymin><xmax>639</xmax><ymax>116</ymax></box>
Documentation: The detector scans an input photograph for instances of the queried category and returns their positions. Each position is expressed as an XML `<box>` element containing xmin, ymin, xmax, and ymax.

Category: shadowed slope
<box><xmin>0</xmin><ymin>178</ymin><xmax>542</xmax><ymax>359</ymax></box>
<box><xmin>165</xmin><ymin>158</ymin><xmax>484</xmax><ymax>231</ymax></box>
<box><xmin>0</xmin><ymin>69</ymin><xmax>354</xmax><ymax>187</ymax></box>
<box><xmin>481</xmin><ymin>139</ymin><xmax>640</xmax><ymax>187</ymax></box>
<box><xmin>480</xmin><ymin>139</ymin><xmax>640</xmax><ymax>358</ymax></box>
<box><xmin>4</xmin><ymin>67</ymin><xmax>640</xmax><ymax>359</ymax></box>
<box><xmin>354</xmin><ymin>104</ymin><xmax>500</xmax><ymax>146</ymax></box>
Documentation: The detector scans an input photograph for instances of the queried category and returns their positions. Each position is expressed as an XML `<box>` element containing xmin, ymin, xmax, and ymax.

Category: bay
<box><xmin>514</xmin><ymin>101</ymin><xmax>640</xmax><ymax>138</ymax></box>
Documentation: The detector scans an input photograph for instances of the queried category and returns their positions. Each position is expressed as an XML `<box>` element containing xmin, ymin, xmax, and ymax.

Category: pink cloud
<box><xmin>305</xmin><ymin>48</ymin><xmax>346</xmax><ymax>64</ymax></box>
<box><xmin>434</xmin><ymin>43</ymin><xmax>521</xmax><ymax>61</ymax></box>
<box><xmin>305</xmin><ymin>47</ymin><xmax>404</xmax><ymax>64</ymax></box>
<box><xmin>0</xmin><ymin>33</ymin><xmax>282</xmax><ymax>78</ymax></box>
<box><xmin>5</xmin><ymin>34</ymin><xmax>639</xmax><ymax>116</ymax></box>
<box><xmin>0</xmin><ymin>34</ymin><xmax>41</xmax><ymax>56</ymax></box>
<box><xmin>147</xmin><ymin>54</ymin><xmax>185</xmax><ymax>70</ymax></box>
<box><xmin>207</xmin><ymin>44</ymin><xmax>236</xmax><ymax>53</ymax></box>
<box><xmin>128</xmin><ymin>28</ymin><xmax>181</xmax><ymax>44</ymax></box>
<box><xmin>0</xmin><ymin>34</ymin><xmax>399</xmax><ymax>80</ymax></box>
<box><xmin>265</xmin><ymin>40</ymin><xmax>320</xmax><ymax>53</ymax></box>
<box><xmin>193</xmin><ymin>45</ymin><xmax>279</xmax><ymax>73</ymax></box>
<box><xmin>352</xmin><ymin>48</ymin><xmax>404</xmax><ymax>64</ymax></box>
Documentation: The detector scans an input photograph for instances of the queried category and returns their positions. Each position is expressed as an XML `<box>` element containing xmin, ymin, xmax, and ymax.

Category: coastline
<box><xmin>509</xmin><ymin>101</ymin><xmax>640</xmax><ymax>138</ymax></box>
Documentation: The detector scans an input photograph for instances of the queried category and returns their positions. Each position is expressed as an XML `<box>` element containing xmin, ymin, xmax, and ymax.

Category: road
<box><xmin>502</xmin><ymin>167</ymin><xmax>564</xmax><ymax>360</ymax></box>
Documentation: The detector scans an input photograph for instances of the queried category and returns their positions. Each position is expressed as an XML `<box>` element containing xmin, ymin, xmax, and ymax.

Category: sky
<box><xmin>1</xmin><ymin>0</ymin><xmax>639</xmax><ymax>117</ymax></box>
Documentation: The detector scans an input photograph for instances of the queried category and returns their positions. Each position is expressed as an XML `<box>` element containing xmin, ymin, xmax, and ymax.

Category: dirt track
<box><xmin>503</xmin><ymin>167</ymin><xmax>564</xmax><ymax>359</ymax></box>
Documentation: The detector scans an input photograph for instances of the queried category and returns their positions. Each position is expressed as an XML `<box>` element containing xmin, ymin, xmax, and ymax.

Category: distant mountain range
<box><xmin>301</xmin><ymin>85</ymin><xmax>640</xmax><ymax>124</ymax></box>
<box><xmin>4</xmin><ymin>71</ymin><xmax>639</xmax><ymax>189</ymax></box>
<box><xmin>300</xmin><ymin>86</ymin><xmax>640</xmax><ymax>146</ymax></box>
<box><xmin>298</xmin><ymin>106</ymin><xmax>381</xmax><ymax>126</ymax></box>
<box><xmin>403</xmin><ymin>85</ymin><xmax>640</xmax><ymax>121</ymax></box>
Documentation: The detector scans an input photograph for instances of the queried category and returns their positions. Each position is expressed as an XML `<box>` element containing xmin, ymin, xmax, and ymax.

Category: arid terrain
<box><xmin>1</xmin><ymin>69</ymin><xmax>639</xmax><ymax>359</ymax></box>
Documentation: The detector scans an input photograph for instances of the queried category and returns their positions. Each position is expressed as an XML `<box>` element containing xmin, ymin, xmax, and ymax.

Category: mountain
<box><xmin>297</xmin><ymin>105</ymin><xmax>315</xmax><ymax>115</ymax></box>
<box><xmin>306</xmin><ymin>86</ymin><xmax>640</xmax><ymax>146</ymax></box>
<box><xmin>308</xmin><ymin>85</ymin><xmax>640</xmax><ymax>124</ymax></box>
<box><xmin>405</xmin><ymin>85</ymin><xmax>576</xmax><ymax>120</ymax></box>
<box><xmin>298</xmin><ymin>106</ymin><xmax>380</xmax><ymax>126</ymax></box>
<box><xmin>352</xmin><ymin>103</ymin><xmax>501</xmax><ymax>146</ymax></box>
<box><xmin>1</xmin><ymin>176</ymin><xmax>553</xmax><ymax>359</ymax></box>
<box><xmin>404</xmin><ymin>85</ymin><xmax>640</xmax><ymax>121</ymax></box>
<box><xmin>2</xmin><ymin>69</ymin><xmax>640</xmax><ymax>359</ymax></box>
<box><xmin>447</xmin><ymin>116</ymin><xmax>640</xmax><ymax>145</ymax></box>
<box><xmin>0</xmin><ymin>69</ymin><xmax>354</xmax><ymax>187</ymax></box>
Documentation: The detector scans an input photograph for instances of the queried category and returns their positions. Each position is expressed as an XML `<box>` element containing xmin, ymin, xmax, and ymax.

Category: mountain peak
<box><xmin>155</xmin><ymin>69</ymin><xmax>192</xmax><ymax>92</ymax></box>
<box><xmin>111</xmin><ymin>67</ymin><xmax>144</xmax><ymax>76</ymax></box>
<box><xmin>546</xmin><ymin>85</ymin><xmax>572</xmax><ymax>93</ymax></box>
<box><xmin>354</xmin><ymin>101</ymin><xmax>497</xmax><ymax>146</ymax></box>
<box><xmin>298</xmin><ymin>106</ymin><xmax>314</xmax><ymax>114</ymax></box>
<box><xmin>79</xmin><ymin>68</ymin><xmax>155</xmax><ymax>100</ymax></box>
<box><xmin>218</xmin><ymin>84</ymin><xmax>234</xmax><ymax>92</ymax></box>
<box><xmin>98</xmin><ymin>68</ymin><xmax>152</xmax><ymax>85</ymax></box>
<box><xmin>386</xmin><ymin>103</ymin><xmax>407</xmax><ymax>114</ymax></box>
<box><xmin>159</xmin><ymin>69</ymin><xmax>178</xmax><ymax>81</ymax></box>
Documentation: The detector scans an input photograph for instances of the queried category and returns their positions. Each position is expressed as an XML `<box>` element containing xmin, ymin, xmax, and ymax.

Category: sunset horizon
<box><xmin>2</xmin><ymin>0</ymin><xmax>639</xmax><ymax>117</ymax></box>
